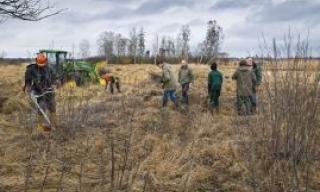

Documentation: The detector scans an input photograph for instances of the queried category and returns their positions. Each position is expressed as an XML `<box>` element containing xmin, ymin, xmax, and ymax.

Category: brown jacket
<box><xmin>232</xmin><ymin>65</ymin><xmax>256</xmax><ymax>96</ymax></box>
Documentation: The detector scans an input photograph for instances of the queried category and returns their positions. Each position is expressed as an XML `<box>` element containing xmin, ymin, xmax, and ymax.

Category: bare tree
<box><xmin>119</xmin><ymin>38</ymin><xmax>128</xmax><ymax>56</ymax></box>
<box><xmin>194</xmin><ymin>42</ymin><xmax>204</xmax><ymax>63</ymax></box>
<box><xmin>202</xmin><ymin>20</ymin><xmax>224</xmax><ymax>62</ymax></box>
<box><xmin>160</xmin><ymin>36</ymin><xmax>166</xmax><ymax>59</ymax></box>
<box><xmin>97</xmin><ymin>31</ymin><xmax>114</xmax><ymax>63</ymax></box>
<box><xmin>113</xmin><ymin>33</ymin><xmax>123</xmax><ymax>63</ymax></box>
<box><xmin>179</xmin><ymin>25</ymin><xmax>191</xmax><ymax>60</ymax></box>
<box><xmin>152</xmin><ymin>33</ymin><xmax>159</xmax><ymax>64</ymax></box>
<box><xmin>79</xmin><ymin>39</ymin><xmax>90</xmax><ymax>59</ymax></box>
<box><xmin>0</xmin><ymin>0</ymin><xmax>62</xmax><ymax>22</ymax></box>
<box><xmin>138</xmin><ymin>27</ymin><xmax>145</xmax><ymax>64</ymax></box>
<box><xmin>128</xmin><ymin>27</ymin><xmax>138</xmax><ymax>64</ymax></box>
<box><xmin>166</xmin><ymin>37</ymin><xmax>175</xmax><ymax>58</ymax></box>
<box><xmin>176</xmin><ymin>34</ymin><xmax>182</xmax><ymax>60</ymax></box>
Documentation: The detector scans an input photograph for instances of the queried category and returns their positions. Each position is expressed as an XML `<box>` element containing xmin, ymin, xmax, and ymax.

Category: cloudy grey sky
<box><xmin>0</xmin><ymin>0</ymin><xmax>319</xmax><ymax>58</ymax></box>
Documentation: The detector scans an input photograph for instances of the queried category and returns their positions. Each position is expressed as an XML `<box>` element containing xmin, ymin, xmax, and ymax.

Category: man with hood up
<box><xmin>232</xmin><ymin>59</ymin><xmax>257</xmax><ymax>115</ymax></box>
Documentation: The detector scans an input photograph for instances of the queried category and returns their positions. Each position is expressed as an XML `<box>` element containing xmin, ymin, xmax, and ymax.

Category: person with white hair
<box><xmin>178</xmin><ymin>60</ymin><xmax>194</xmax><ymax>105</ymax></box>
<box><xmin>246</xmin><ymin>57</ymin><xmax>262</xmax><ymax>114</ymax></box>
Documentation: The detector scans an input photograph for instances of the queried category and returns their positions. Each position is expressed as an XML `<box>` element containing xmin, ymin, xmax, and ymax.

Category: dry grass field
<box><xmin>0</xmin><ymin>61</ymin><xmax>320</xmax><ymax>191</ymax></box>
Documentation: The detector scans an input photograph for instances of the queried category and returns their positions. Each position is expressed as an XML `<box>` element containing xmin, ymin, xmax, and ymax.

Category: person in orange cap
<box><xmin>23</xmin><ymin>53</ymin><xmax>57</xmax><ymax>132</ymax></box>
<box><xmin>101</xmin><ymin>69</ymin><xmax>121</xmax><ymax>94</ymax></box>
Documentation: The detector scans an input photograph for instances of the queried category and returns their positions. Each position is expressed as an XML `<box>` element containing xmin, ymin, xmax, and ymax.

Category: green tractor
<box><xmin>39</xmin><ymin>49</ymin><xmax>98</xmax><ymax>86</ymax></box>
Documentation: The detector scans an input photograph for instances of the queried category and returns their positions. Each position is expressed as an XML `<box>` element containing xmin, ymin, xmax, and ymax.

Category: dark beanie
<box><xmin>210</xmin><ymin>62</ymin><xmax>217</xmax><ymax>70</ymax></box>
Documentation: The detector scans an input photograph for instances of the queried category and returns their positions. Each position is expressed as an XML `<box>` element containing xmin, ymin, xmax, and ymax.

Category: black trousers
<box><xmin>106</xmin><ymin>77</ymin><xmax>121</xmax><ymax>94</ymax></box>
<box><xmin>209</xmin><ymin>89</ymin><xmax>221</xmax><ymax>107</ymax></box>
<box><xmin>37</xmin><ymin>92</ymin><xmax>56</xmax><ymax>113</ymax></box>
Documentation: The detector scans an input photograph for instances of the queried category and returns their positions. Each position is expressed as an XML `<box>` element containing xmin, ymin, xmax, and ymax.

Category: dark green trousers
<box><xmin>237</xmin><ymin>96</ymin><xmax>252</xmax><ymax>115</ymax></box>
<box><xmin>209</xmin><ymin>89</ymin><xmax>221</xmax><ymax>108</ymax></box>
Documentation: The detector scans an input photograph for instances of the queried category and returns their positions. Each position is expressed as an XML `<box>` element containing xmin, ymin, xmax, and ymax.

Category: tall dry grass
<box><xmin>1</xmin><ymin>39</ymin><xmax>320</xmax><ymax>191</ymax></box>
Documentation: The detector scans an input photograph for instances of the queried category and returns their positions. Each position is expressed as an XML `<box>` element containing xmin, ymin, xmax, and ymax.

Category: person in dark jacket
<box><xmin>232</xmin><ymin>60</ymin><xmax>256</xmax><ymax>115</ymax></box>
<box><xmin>208</xmin><ymin>62</ymin><xmax>223</xmax><ymax>112</ymax></box>
<box><xmin>24</xmin><ymin>53</ymin><xmax>57</xmax><ymax>131</ymax></box>
<box><xmin>246</xmin><ymin>57</ymin><xmax>262</xmax><ymax>113</ymax></box>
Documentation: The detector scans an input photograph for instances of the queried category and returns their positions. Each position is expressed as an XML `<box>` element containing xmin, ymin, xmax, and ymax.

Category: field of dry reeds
<box><xmin>0</xmin><ymin>56</ymin><xmax>320</xmax><ymax>191</ymax></box>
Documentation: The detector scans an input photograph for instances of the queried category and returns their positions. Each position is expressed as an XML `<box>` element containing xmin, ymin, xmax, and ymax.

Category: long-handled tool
<box><xmin>30</xmin><ymin>90</ymin><xmax>56</xmax><ymax>131</ymax></box>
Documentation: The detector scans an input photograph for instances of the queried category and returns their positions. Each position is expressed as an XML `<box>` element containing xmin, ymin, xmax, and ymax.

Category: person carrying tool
<box><xmin>156</xmin><ymin>60</ymin><xmax>179</xmax><ymax>109</ymax></box>
<box><xmin>232</xmin><ymin>59</ymin><xmax>257</xmax><ymax>115</ymax></box>
<box><xmin>23</xmin><ymin>53</ymin><xmax>57</xmax><ymax>131</ymax></box>
<box><xmin>207</xmin><ymin>62</ymin><xmax>223</xmax><ymax>112</ymax></box>
<box><xmin>178</xmin><ymin>59</ymin><xmax>194</xmax><ymax>105</ymax></box>
<box><xmin>101</xmin><ymin>70</ymin><xmax>121</xmax><ymax>94</ymax></box>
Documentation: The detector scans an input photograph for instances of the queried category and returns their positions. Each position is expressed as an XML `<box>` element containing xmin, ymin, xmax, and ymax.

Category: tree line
<box><xmin>0</xmin><ymin>1</ymin><xmax>224</xmax><ymax>64</ymax></box>
<box><xmin>83</xmin><ymin>20</ymin><xmax>224</xmax><ymax>64</ymax></box>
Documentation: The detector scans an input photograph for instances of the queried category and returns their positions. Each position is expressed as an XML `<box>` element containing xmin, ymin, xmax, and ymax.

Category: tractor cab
<box><xmin>38</xmin><ymin>49</ymin><xmax>98</xmax><ymax>86</ymax></box>
<box><xmin>39</xmin><ymin>49</ymin><xmax>68</xmax><ymax>81</ymax></box>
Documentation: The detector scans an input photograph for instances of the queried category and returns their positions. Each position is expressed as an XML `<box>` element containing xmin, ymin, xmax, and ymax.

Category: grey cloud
<box><xmin>158</xmin><ymin>22</ymin><xmax>182</xmax><ymax>33</ymax></box>
<box><xmin>249</xmin><ymin>0</ymin><xmax>320</xmax><ymax>24</ymax></box>
<box><xmin>53</xmin><ymin>0</ymin><xmax>193</xmax><ymax>24</ymax></box>
<box><xmin>54</xmin><ymin>11</ymin><xmax>96</xmax><ymax>23</ymax></box>
<box><xmin>187</xmin><ymin>19</ymin><xmax>205</xmax><ymax>26</ymax></box>
<box><xmin>212</xmin><ymin>0</ymin><xmax>268</xmax><ymax>10</ymax></box>
<box><xmin>97</xmin><ymin>7</ymin><xmax>134</xmax><ymax>20</ymax></box>
<box><xmin>136</xmin><ymin>0</ymin><xmax>195</xmax><ymax>14</ymax></box>
<box><xmin>50</xmin><ymin>0</ymin><xmax>201</xmax><ymax>25</ymax></box>
<box><xmin>89</xmin><ymin>0</ymin><xmax>197</xmax><ymax>21</ymax></box>
<box><xmin>94</xmin><ymin>0</ymin><xmax>143</xmax><ymax>3</ymax></box>
<box><xmin>212</xmin><ymin>0</ymin><xmax>320</xmax><ymax>26</ymax></box>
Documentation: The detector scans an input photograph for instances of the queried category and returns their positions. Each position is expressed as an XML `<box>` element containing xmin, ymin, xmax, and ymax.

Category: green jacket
<box><xmin>253</xmin><ymin>64</ymin><xmax>262</xmax><ymax>85</ymax></box>
<box><xmin>208</xmin><ymin>70</ymin><xmax>223</xmax><ymax>93</ymax></box>
<box><xmin>178</xmin><ymin>66</ymin><xmax>194</xmax><ymax>85</ymax></box>
<box><xmin>162</xmin><ymin>63</ymin><xmax>178</xmax><ymax>91</ymax></box>
<box><xmin>232</xmin><ymin>66</ymin><xmax>257</xmax><ymax>96</ymax></box>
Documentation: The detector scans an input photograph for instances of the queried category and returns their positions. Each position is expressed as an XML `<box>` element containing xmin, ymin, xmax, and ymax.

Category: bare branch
<box><xmin>0</xmin><ymin>0</ymin><xmax>63</xmax><ymax>21</ymax></box>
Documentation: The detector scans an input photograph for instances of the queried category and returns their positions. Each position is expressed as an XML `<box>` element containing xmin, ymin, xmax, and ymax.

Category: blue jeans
<box><xmin>250</xmin><ymin>95</ymin><xmax>257</xmax><ymax>107</ymax></box>
<box><xmin>250</xmin><ymin>94</ymin><xmax>257</xmax><ymax>113</ymax></box>
<box><xmin>181</xmin><ymin>83</ymin><xmax>190</xmax><ymax>104</ymax></box>
<box><xmin>163</xmin><ymin>90</ymin><xmax>177</xmax><ymax>107</ymax></box>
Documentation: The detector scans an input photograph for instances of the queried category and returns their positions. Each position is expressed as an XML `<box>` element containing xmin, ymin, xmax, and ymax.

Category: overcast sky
<box><xmin>0</xmin><ymin>0</ymin><xmax>319</xmax><ymax>58</ymax></box>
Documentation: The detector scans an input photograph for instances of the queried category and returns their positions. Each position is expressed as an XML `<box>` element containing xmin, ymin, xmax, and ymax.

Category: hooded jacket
<box><xmin>162</xmin><ymin>63</ymin><xmax>178</xmax><ymax>91</ymax></box>
<box><xmin>232</xmin><ymin>65</ymin><xmax>256</xmax><ymax>96</ymax></box>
